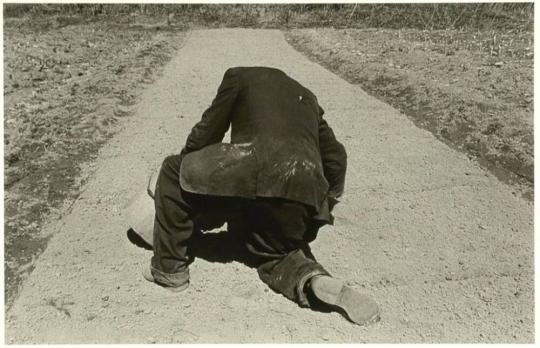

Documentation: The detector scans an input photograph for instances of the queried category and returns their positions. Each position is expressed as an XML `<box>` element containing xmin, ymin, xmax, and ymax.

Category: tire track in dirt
<box><xmin>5</xmin><ymin>29</ymin><xmax>533</xmax><ymax>343</ymax></box>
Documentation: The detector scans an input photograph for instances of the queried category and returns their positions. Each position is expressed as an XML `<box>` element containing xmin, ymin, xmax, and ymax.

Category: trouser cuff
<box><xmin>150</xmin><ymin>264</ymin><xmax>190</xmax><ymax>288</ymax></box>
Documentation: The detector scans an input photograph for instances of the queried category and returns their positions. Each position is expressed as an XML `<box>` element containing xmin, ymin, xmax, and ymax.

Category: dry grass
<box><xmin>4</xmin><ymin>3</ymin><xmax>534</xmax><ymax>31</ymax></box>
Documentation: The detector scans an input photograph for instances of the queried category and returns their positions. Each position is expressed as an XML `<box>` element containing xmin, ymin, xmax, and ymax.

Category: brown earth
<box><xmin>285</xmin><ymin>28</ymin><xmax>533</xmax><ymax>199</ymax></box>
<box><xmin>5</xmin><ymin>29</ymin><xmax>533</xmax><ymax>343</ymax></box>
<box><xmin>3</xmin><ymin>18</ymin><xmax>185</xmax><ymax>308</ymax></box>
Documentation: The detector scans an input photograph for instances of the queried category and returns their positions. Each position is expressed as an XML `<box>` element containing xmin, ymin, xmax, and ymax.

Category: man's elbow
<box><xmin>336</xmin><ymin>142</ymin><xmax>347</xmax><ymax>170</ymax></box>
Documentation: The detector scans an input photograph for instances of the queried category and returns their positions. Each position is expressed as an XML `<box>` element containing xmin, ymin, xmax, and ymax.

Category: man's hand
<box><xmin>328</xmin><ymin>196</ymin><xmax>340</xmax><ymax>212</ymax></box>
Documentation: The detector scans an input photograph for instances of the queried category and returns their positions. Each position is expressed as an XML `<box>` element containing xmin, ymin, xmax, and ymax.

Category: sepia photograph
<box><xmin>3</xmin><ymin>2</ymin><xmax>534</xmax><ymax>343</ymax></box>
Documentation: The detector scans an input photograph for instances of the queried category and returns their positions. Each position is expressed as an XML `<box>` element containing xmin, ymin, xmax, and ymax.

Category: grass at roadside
<box><xmin>3</xmin><ymin>17</ymin><xmax>185</xmax><ymax>307</ymax></box>
<box><xmin>286</xmin><ymin>28</ymin><xmax>533</xmax><ymax>198</ymax></box>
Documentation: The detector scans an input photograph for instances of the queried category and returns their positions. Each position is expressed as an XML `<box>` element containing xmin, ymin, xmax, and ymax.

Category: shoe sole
<box><xmin>311</xmin><ymin>278</ymin><xmax>380</xmax><ymax>326</ymax></box>
<box><xmin>334</xmin><ymin>285</ymin><xmax>380</xmax><ymax>325</ymax></box>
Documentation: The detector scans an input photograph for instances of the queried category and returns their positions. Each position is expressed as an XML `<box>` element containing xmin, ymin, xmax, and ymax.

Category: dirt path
<box><xmin>5</xmin><ymin>29</ymin><xmax>533</xmax><ymax>343</ymax></box>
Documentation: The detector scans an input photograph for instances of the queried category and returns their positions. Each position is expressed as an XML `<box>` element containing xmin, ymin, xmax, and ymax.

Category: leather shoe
<box><xmin>310</xmin><ymin>275</ymin><xmax>380</xmax><ymax>325</ymax></box>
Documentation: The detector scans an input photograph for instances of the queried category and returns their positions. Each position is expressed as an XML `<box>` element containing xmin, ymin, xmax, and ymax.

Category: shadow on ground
<box><xmin>126</xmin><ymin>227</ymin><xmax>258</xmax><ymax>267</ymax></box>
<box><xmin>126</xmin><ymin>226</ymin><xmax>333</xmax><ymax>314</ymax></box>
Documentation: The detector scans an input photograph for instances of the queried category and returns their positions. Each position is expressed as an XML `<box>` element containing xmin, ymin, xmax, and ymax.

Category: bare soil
<box><xmin>285</xmin><ymin>28</ymin><xmax>533</xmax><ymax>199</ymax></box>
<box><xmin>5</xmin><ymin>29</ymin><xmax>533</xmax><ymax>343</ymax></box>
<box><xmin>3</xmin><ymin>18</ymin><xmax>185</xmax><ymax>308</ymax></box>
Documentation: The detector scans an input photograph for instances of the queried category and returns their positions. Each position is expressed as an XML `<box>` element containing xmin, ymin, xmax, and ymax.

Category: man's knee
<box><xmin>160</xmin><ymin>154</ymin><xmax>182</xmax><ymax>175</ymax></box>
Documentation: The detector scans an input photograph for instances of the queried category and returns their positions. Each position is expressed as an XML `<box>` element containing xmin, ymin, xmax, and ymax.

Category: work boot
<box><xmin>141</xmin><ymin>266</ymin><xmax>189</xmax><ymax>292</ymax></box>
<box><xmin>309</xmin><ymin>275</ymin><xmax>380</xmax><ymax>325</ymax></box>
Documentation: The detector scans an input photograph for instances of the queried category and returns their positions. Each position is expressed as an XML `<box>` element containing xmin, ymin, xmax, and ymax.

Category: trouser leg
<box><xmin>150</xmin><ymin>154</ymin><xmax>241</xmax><ymax>287</ymax></box>
<box><xmin>244</xmin><ymin>198</ymin><xmax>330</xmax><ymax>307</ymax></box>
<box><xmin>151</xmin><ymin>154</ymin><xmax>193</xmax><ymax>287</ymax></box>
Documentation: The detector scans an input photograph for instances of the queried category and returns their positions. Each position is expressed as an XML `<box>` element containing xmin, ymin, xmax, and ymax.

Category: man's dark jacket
<box><xmin>179</xmin><ymin>67</ymin><xmax>347</xmax><ymax>223</ymax></box>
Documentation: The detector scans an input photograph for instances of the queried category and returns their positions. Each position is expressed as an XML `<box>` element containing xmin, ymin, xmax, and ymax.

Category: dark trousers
<box><xmin>151</xmin><ymin>155</ymin><xmax>330</xmax><ymax>307</ymax></box>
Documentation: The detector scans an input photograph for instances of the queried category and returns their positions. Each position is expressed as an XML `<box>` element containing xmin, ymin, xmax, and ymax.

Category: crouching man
<box><xmin>141</xmin><ymin>67</ymin><xmax>379</xmax><ymax>325</ymax></box>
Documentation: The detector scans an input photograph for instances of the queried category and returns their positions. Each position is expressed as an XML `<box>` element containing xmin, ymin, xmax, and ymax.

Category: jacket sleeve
<box><xmin>318</xmin><ymin>105</ymin><xmax>347</xmax><ymax>201</ymax></box>
<box><xmin>182</xmin><ymin>68</ymin><xmax>239</xmax><ymax>155</ymax></box>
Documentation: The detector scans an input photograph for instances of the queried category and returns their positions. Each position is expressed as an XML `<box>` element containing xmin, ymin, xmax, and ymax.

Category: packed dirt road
<box><xmin>6</xmin><ymin>29</ymin><xmax>534</xmax><ymax>343</ymax></box>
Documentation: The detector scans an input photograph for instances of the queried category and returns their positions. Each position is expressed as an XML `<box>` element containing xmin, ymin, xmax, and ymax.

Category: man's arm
<box><xmin>318</xmin><ymin>105</ymin><xmax>347</xmax><ymax>207</ymax></box>
<box><xmin>182</xmin><ymin>68</ymin><xmax>240</xmax><ymax>156</ymax></box>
